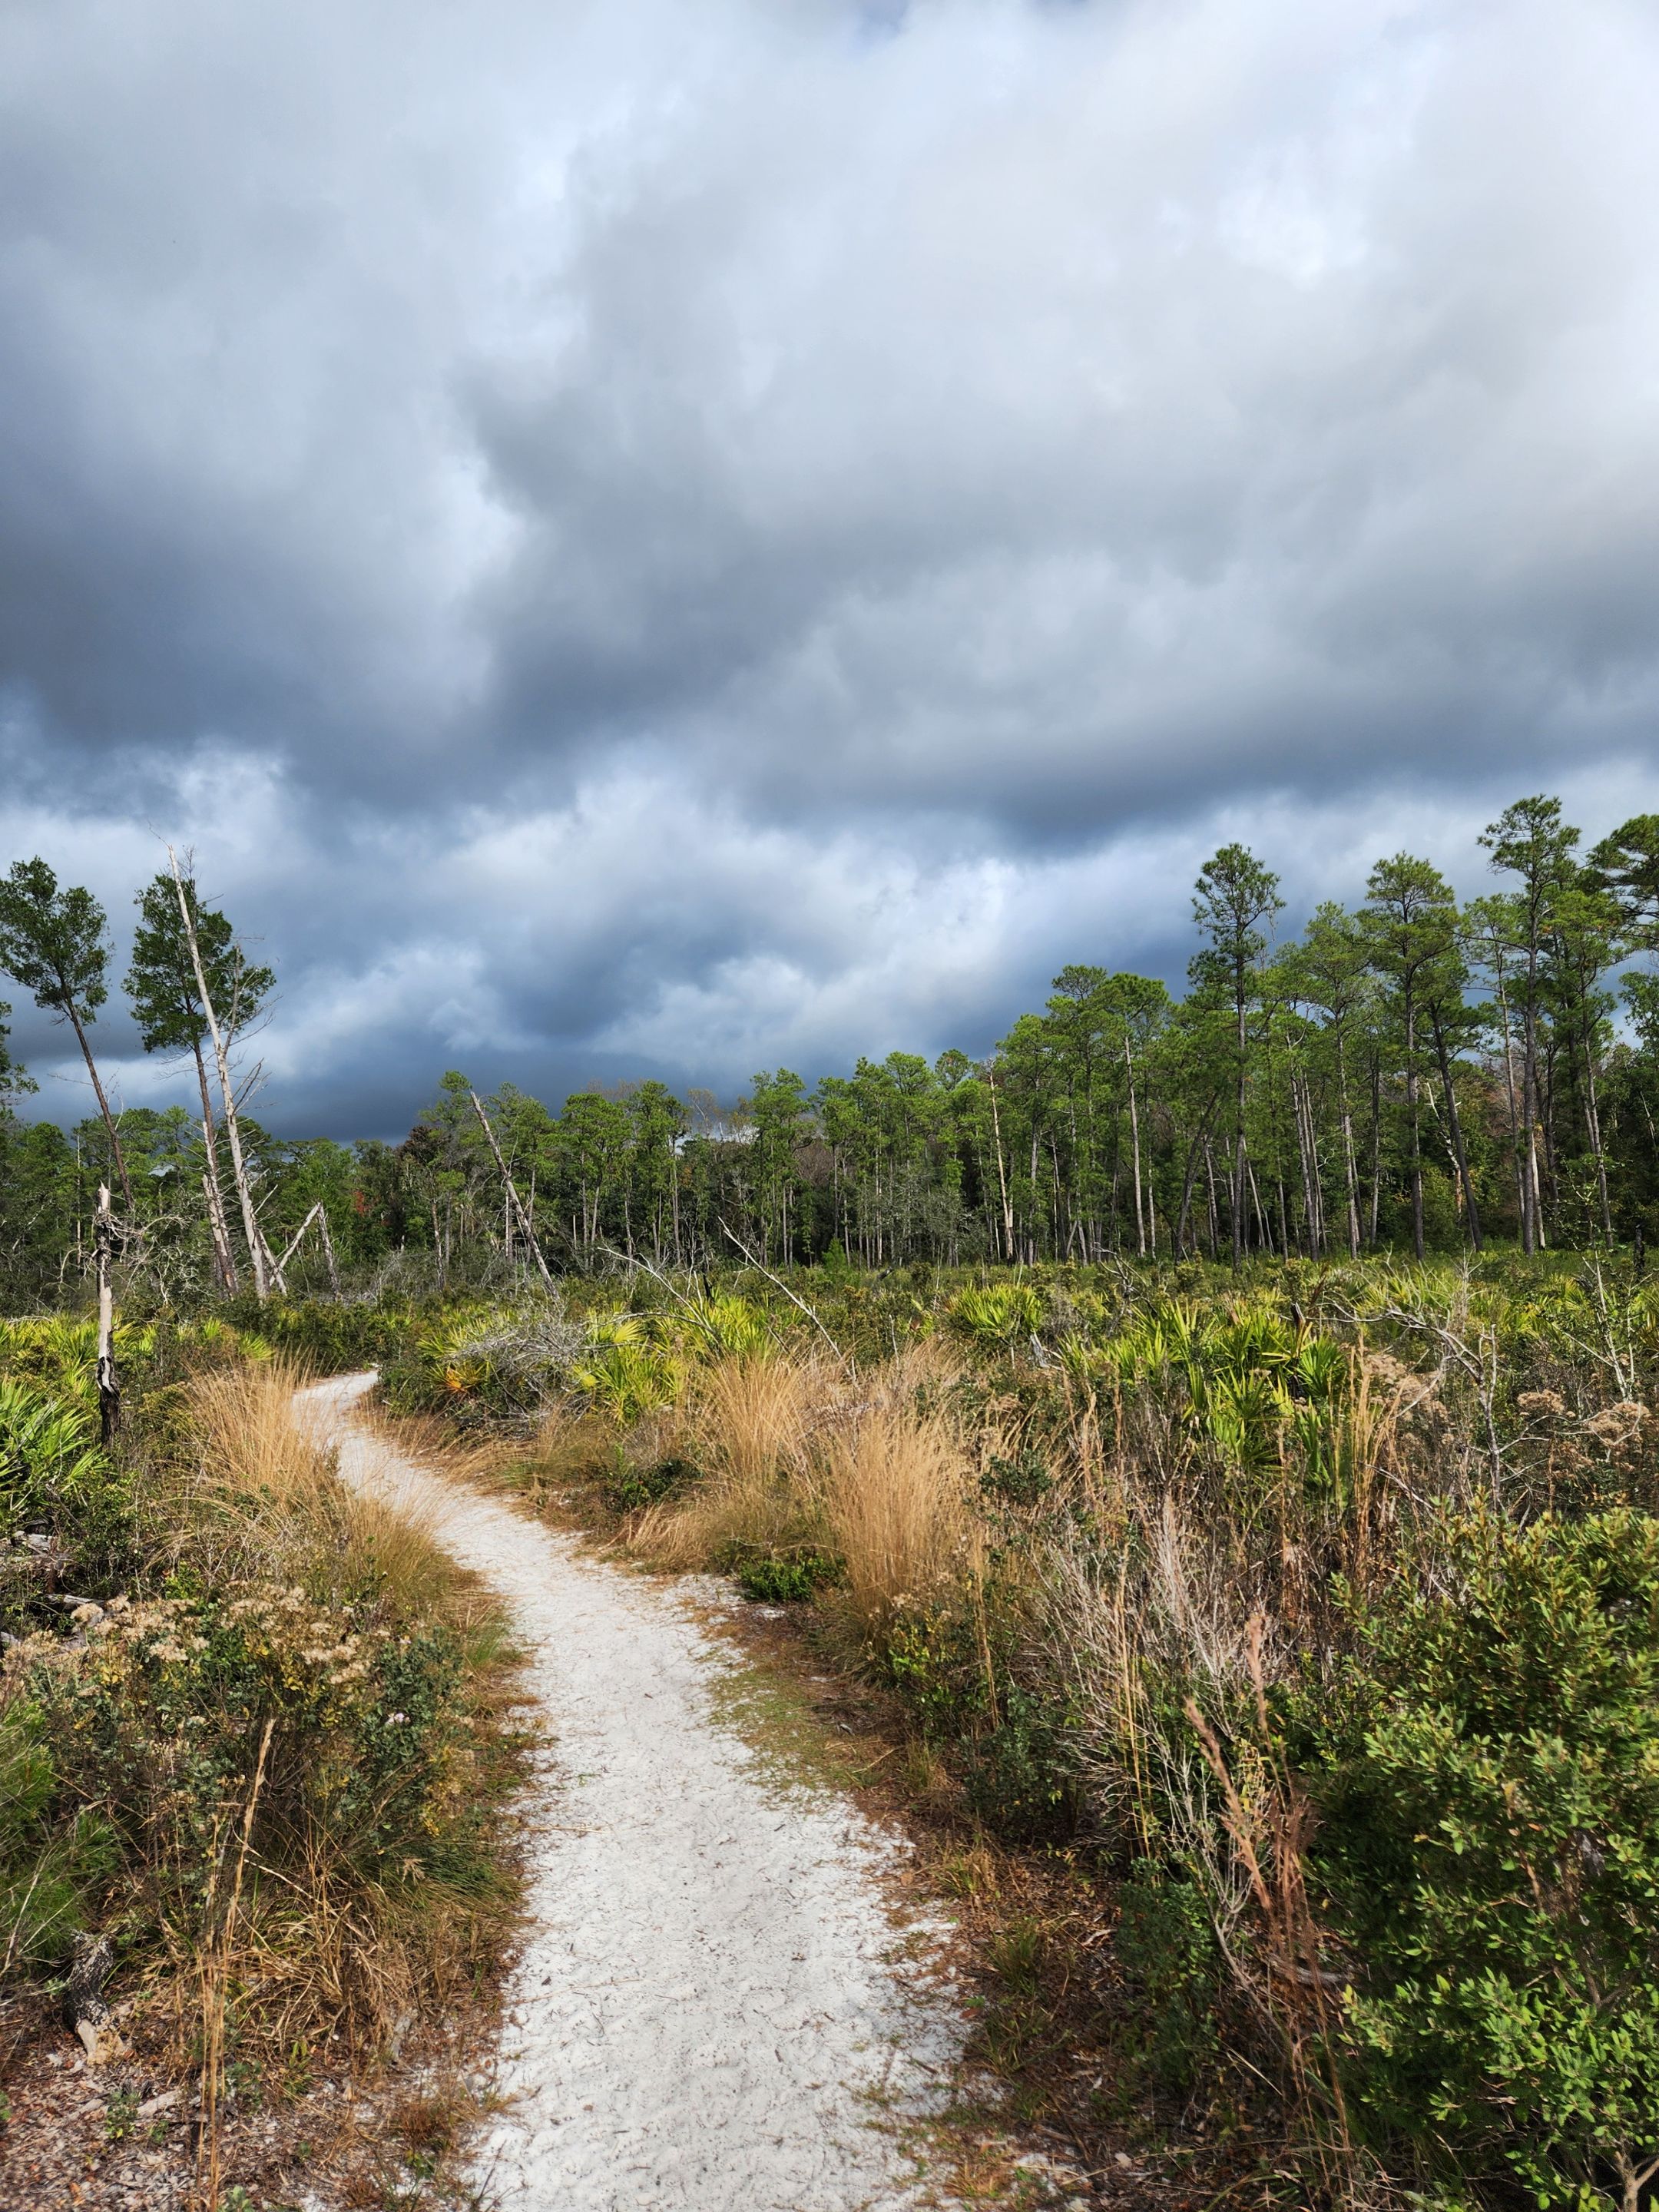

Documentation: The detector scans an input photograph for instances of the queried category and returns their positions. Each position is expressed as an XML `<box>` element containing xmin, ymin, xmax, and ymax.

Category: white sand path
<box><xmin>296</xmin><ymin>1373</ymin><xmax>966</xmax><ymax>2212</ymax></box>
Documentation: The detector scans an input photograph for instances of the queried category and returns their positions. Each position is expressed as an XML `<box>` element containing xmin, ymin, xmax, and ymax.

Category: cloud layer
<box><xmin>2</xmin><ymin>0</ymin><xmax>1656</xmax><ymax>1131</ymax></box>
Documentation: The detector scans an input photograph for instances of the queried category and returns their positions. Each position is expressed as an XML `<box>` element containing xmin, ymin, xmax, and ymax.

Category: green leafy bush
<box><xmin>0</xmin><ymin>1378</ymin><xmax>137</xmax><ymax>1628</ymax></box>
<box><xmin>732</xmin><ymin>1548</ymin><xmax>840</xmax><ymax>1602</ymax></box>
<box><xmin>11</xmin><ymin>1585</ymin><xmax>488</xmax><ymax>1943</ymax></box>
<box><xmin>979</xmin><ymin>1448</ymin><xmax>1054</xmax><ymax>1509</ymax></box>
<box><xmin>1293</xmin><ymin>1508</ymin><xmax>1659</xmax><ymax>2211</ymax></box>
<box><xmin>949</xmin><ymin>1283</ymin><xmax>1045</xmax><ymax>1347</ymax></box>
<box><xmin>883</xmin><ymin>1601</ymin><xmax>986</xmax><ymax>1735</ymax></box>
<box><xmin>603</xmin><ymin>1455</ymin><xmax>700</xmax><ymax>1513</ymax></box>
<box><xmin>962</xmin><ymin>1684</ymin><xmax>1079</xmax><ymax>1843</ymax></box>
<box><xmin>1112</xmin><ymin>1868</ymin><xmax>1221</xmax><ymax>2093</ymax></box>
<box><xmin>0</xmin><ymin>1374</ymin><xmax>105</xmax><ymax>1532</ymax></box>
<box><xmin>241</xmin><ymin>1296</ymin><xmax>416</xmax><ymax>1374</ymax></box>
<box><xmin>0</xmin><ymin>1704</ymin><xmax>117</xmax><ymax>1969</ymax></box>
<box><xmin>572</xmin><ymin>1320</ymin><xmax>682</xmax><ymax>1422</ymax></box>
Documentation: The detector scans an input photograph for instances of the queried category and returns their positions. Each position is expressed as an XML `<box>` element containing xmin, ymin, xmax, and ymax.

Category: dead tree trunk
<box><xmin>470</xmin><ymin>1091</ymin><xmax>556</xmax><ymax>1290</ymax></box>
<box><xmin>200</xmin><ymin>1174</ymin><xmax>237</xmax><ymax>1289</ymax></box>
<box><xmin>987</xmin><ymin>1068</ymin><xmax>1015</xmax><ymax>1263</ymax></box>
<box><xmin>272</xmin><ymin>1201</ymin><xmax>340</xmax><ymax>1295</ymax></box>
<box><xmin>191</xmin><ymin>1038</ymin><xmax>238</xmax><ymax>1291</ymax></box>
<box><xmin>169</xmin><ymin>850</ymin><xmax>268</xmax><ymax>1300</ymax></box>
<box><xmin>1124</xmin><ymin>1032</ymin><xmax>1146</xmax><ymax>1259</ymax></box>
<box><xmin>95</xmin><ymin>1184</ymin><xmax>120</xmax><ymax>1444</ymax></box>
<box><xmin>273</xmin><ymin>1203</ymin><xmax>324</xmax><ymax>1286</ymax></box>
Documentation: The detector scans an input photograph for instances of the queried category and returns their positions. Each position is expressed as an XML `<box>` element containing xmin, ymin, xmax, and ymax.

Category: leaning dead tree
<box><xmin>470</xmin><ymin>1089</ymin><xmax>557</xmax><ymax>1290</ymax></box>
<box><xmin>168</xmin><ymin>848</ymin><xmax>270</xmax><ymax>1300</ymax></box>
<box><xmin>269</xmin><ymin>1201</ymin><xmax>341</xmax><ymax>1297</ymax></box>
<box><xmin>201</xmin><ymin>1169</ymin><xmax>237</xmax><ymax>1291</ymax></box>
<box><xmin>94</xmin><ymin>1183</ymin><xmax>120</xmax><ymax>1442</ymax></box>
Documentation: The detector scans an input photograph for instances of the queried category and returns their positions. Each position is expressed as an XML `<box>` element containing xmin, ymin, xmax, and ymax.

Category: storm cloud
<box><xmin>2</xmin><ymin>0</ymin><xmax>1656</xmax><ymax>1132</ymax></box>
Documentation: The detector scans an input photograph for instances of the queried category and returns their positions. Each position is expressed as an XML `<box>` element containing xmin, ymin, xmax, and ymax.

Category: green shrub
<box><xmin>671</xmin><ymin>1293</ymin><xmax>773</xmax><ymax>1363</ymax></box>
<box><xmin>571</xmin><ymin>1320</ymin><xmax>682</xmax><ymax>1422</ymax></box>
<box><xmin>1291</xmin><ymin>1508</ymin><xmax>1659</xmax><ymax>2210</ymax></box>
<box><xmin>603</xmin><ymin>1455</ymin><xmax>700</xmax><ymax>1513</ymax></box>
<box><xmin>1112</xmin><ymin>1868</ymin><xmax>1221</xmax><ymax>2093</ymax></box>
<box><xmin>732</xmin><ymin>1549</ymin><xmax>840</xmax><ymax>1603</ymax></box>
<box><xmin>12</xmin><ymin>1585</ymin><xmax>487</xmax><ymax>1950</ymax></box>
<box><xmin>0</xmin><ymin>1375</ymin><xmax>106</xmax><ymax>1533</ymax></box>
<box><xmin>242</xmin><ymin>1296</ymin><xmax>414</xmax><ymax>1373</ymax></box>
<box><xmin>883</xmin><ymin>1601</ymin><xmax>986</xmax><ymax>1735</ymax></box>
<box><xmin>949</xmin><ymin>1283</ymin><xmax>1045</xmax><ymax>1347</ymax></box>
<box><xmin>979</xmin><ymin>1448</ymin><xmax>1054</xmax><ymax>1509</ymax></box>
<box><xmin>963</xmin><ymin>1684</ymin><xmax>1079</xmax><ymax>1843</ymax></box>
<box><xmin>0</xmin><ymin>1379</ymin><xmax>137</xmax><ymax>1628</ymax></box>
<box><xmin>0</xmin><ymin>1705</ymin><xmax>117</xmax><ymax>1969</ymax></box>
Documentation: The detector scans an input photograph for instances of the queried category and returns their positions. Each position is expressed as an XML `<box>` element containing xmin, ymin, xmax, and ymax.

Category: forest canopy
<box><xmin>2</xmin><ymin>796</ymin><xmax>1658</xmax><ymax>1303</ymax></box>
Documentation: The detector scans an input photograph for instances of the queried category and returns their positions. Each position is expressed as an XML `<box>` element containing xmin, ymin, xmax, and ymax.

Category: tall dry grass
<box><xmin>634</xmin><ymin>1350</ymin><xmax>839</xmax><ymax>1568</ymax></box>
<box><xmin>817</xmin><ymin>1399</ymin><xmax>979</xmax><ymax>1634</ymax></box>
<box><xmin>181</xmin><ymin>1359</ymin><xmax>477</xmax><ymax>1634</ymax></box>
<box><xmin>632</xmin><ymin>1339</ymin><xmax>982</xmax><ymax>1644</ymax></box>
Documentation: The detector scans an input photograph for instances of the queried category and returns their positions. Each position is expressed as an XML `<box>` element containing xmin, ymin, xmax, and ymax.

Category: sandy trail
<box><xmin>296</xmin><ymin>1374</ymin><xmax>965</xmax><ymax>2212</ymax></box>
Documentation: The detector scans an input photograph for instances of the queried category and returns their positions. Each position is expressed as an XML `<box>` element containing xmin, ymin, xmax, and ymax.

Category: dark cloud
<box><xmin>0</xmin><ymin>0</ymin><xmax>1656</xmax><ymax>1133</ymax></box>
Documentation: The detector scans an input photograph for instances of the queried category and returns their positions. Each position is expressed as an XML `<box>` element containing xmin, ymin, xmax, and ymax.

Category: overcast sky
<box><xmin>2</xmin><ymin>0</ymin><xmax>1656</xmax><ymax>1137</ymax></box>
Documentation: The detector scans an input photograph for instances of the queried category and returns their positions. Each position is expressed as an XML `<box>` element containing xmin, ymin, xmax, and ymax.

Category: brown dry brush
<box><xmin>1035</xmin><ymin>1345</ymin><xmax>1427</xmax><ymax>2144</ymax></box>
<box><xmin>5</xmin><ymin>1356</ymin><xmax>524</xmax><ymax>2140</ymax></box>
<box><xmin>618</xmin><ymin>1321</ymin><xmax>1416</xmax><ymax>2172</ymax></box>
<box><xmin>629</xmin><ymin>1339</ymin><xmax>986</xmax><ymax>1609</ymax></box>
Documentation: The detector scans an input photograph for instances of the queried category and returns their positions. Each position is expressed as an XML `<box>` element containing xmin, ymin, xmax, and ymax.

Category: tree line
<box><xmin>2</xmin><ymin>793</ymin><xmax>1657</xmax><ymax>1299</ymax></box>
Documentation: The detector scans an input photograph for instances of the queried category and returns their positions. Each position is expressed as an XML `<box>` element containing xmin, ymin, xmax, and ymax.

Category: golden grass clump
<box><xmin>182</xmin><ymin>1358</ymin><xmax>475</xmax><ymax>1633</ymax></box>
<box><xmin>627</xmin><ymin>1338</ymin><xmax>982</xmax><ymax>1642</ymax></box>
<box><xmin>634</xmin><ymin>1350</ymin><xmax>842</xmax><ymax>1568</ymax></box>
<box><xmin>816</xmin><ymin>1399</ymin><xmax>979</xmax><ymax>1635</ymax></box>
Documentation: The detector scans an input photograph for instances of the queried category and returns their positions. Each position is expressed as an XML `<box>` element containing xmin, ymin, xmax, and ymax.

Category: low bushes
<box><xmin>0</xmin><ymin>1349</ymin><xmax>519</xmax><ymax>2104</ymax></box>
<box><xmin>1293</xmin><ymin>1508</ymin><xmax>1659</xmax><ymax>2211</ymax></box>
<box><xmin>0</xmin><ymin>1373</ymin><xmax>133</xmax><ymax>1594</ymax></box>
<box><xmin>235</xmin><ymin>1293</ymin><xmax>416</xmax><ymax>1375</ymax></box>
<box><xmin>727</xmin><ymin>1546</ymin><xmax>840</xmax><ymax>1603</ymax></box>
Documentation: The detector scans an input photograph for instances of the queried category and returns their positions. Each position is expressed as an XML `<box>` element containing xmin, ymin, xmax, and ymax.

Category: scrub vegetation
<box><xmin>360</xmin><ymin>1253</ymin><xmax>1659</xmax><ymax>2212</ymax></box>
<box><xmin>5</xmin><ymin>796</ymin><xmax>1659</xmax><ymax>2207</ymax></box>
<box><xmin>0</xmin><ymin>1320</ymin><xmax>521</xmax><ymax>2206</ymax></box>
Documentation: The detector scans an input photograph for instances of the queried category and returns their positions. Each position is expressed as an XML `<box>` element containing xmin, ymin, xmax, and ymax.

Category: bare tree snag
<box><xmin>986</xmin><ymin>1064</ymin><xmax>1015</xmax><ymax>1263</ymax></box>
<box><xmin>261</xmin><ymin>1219</ymin><xmax>289</xmax><ymax>1296</ymax></box>
<box><xmin>201</xmin><ymin>1170</ymin><xmax>237</xmax><ymax>1291</ymax></box>
<box><xmin>94</xmin><ymin>1184</ymin><xmax>120</xmax><ymax>1443</ymax></box>
<box><xmin>273</xmin><ymin>1200</ymin><xmax>340</xmax><ymax>1293</ymax></box>
<box><xmin>317</xmin><ymin>1203</ymin><xmax>342</xmax><ymax>1296</ymax></box>
<box><xmin>193</xmin><ymin>1039</ymin><xmax>239</xmax><ymax>1291</ymax></box>
<box><xmin>469</xmin><ymin>1090</ymin><xmax>556</xmax><ymax>1290</ymax></box>
<box><xmin>169</xmin><ymin>849</ymin><xmax>269</xmax><ymax>1300</ymax></box>
<box><xmin>1124</xmin><ymin>1031</ymin><xmax>1146</xmax><ymax>1259</ymax></box>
